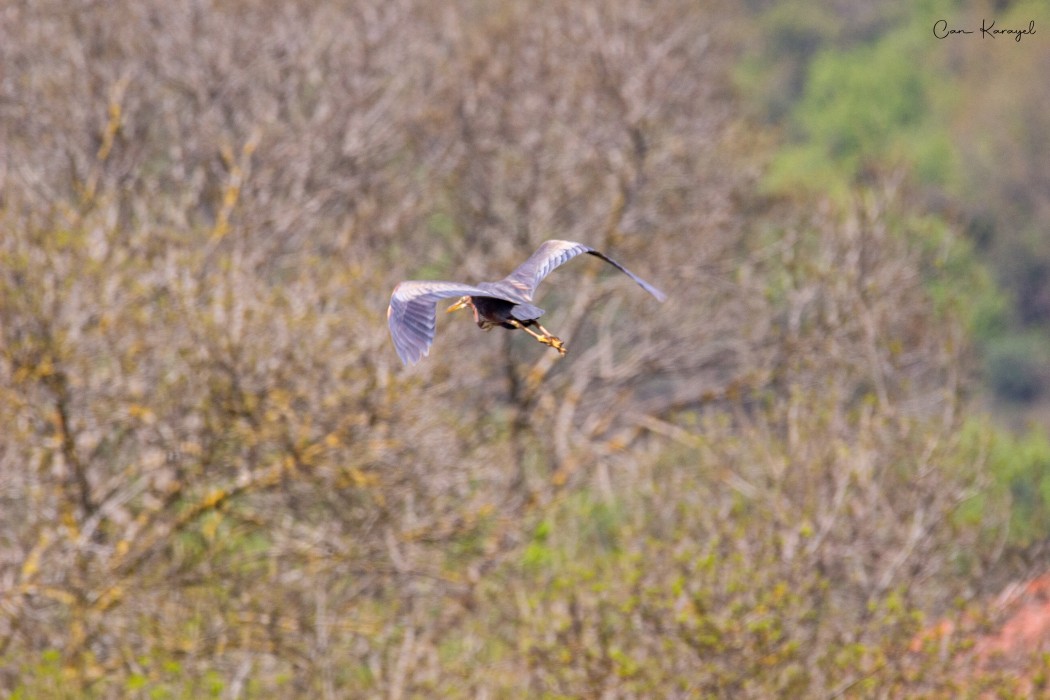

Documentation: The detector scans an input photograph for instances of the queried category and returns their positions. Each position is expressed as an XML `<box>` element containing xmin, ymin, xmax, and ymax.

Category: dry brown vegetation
<box><xmin>0</xmin><ymin>0</ymin><xmax>1033</xmax><ymax>697</ymax></box>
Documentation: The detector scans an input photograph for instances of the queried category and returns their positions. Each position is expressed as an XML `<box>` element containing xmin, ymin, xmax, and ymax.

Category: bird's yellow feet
<box><xmin>541</xmin><ymin>335</ymin><xmax>567</xmax><ymax>356</ymax></box>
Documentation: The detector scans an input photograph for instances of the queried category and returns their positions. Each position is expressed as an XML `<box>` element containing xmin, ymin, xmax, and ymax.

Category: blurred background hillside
<box><xmin>1</xmin><ymin>0</ymin><xmax>1048</xmax><ymax>696</ymax></box>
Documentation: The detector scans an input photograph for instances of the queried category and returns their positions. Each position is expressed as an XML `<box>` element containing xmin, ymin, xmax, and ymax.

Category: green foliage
<box><xmin>733</xmin><ymin>0</ymin><xmax>917</xmax><ymax>123</ymax></box>
<box><xmin>9</xmin><ymin>650</ymin><xmax>65</xmax><ymax>700</ymax></box>
<box><xmin>743</xmin><ymin>0</ymin><xmax>1050</xmax><ymax>409</ymax></box>
<box><xmin>764</xmin><ymin>29</ymin><xmax>954</xmax><ymax>195</ymax></box>
<box><xmin>10</xmin><ymin>650</ymin><xmax>225</xmax><ymax>700</ymax></box>
<box><xmin>909</xmin><ymin>211</ymin><xmax>1009</xmax><ymax>340</ymax></box>
<box><xmin>802</xmin><ymin>38</ymin><xmax>923</xmax><ymax>154</ymax></box>
<box><xmin>985</xmin><ymin>332</ymin><xmax>1050</xmax><ymax>403</ymax></box>
<box><xmin>522</xmin><ymin>519</ymin><xmax>554</xmax><ymax>572</ymax></box>
<box><xmin>952</xmin><ymin>418</ymin><xmax>1050</xmax><ymax>550</ymax></box>
<box><xmin>992</xmin><ymin>426</ymin><xmax>1050</xmax><ymax>547</ymax></box>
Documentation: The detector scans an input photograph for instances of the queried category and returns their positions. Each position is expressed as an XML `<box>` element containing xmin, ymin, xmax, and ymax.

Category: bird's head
<box><xmin>446</xmin><ymin>295</ymin><xmax>479</xmax><ymax>324</ymax></box>
<box><xmin>446</xmin><ymin>296</ymin><xmax>473</xmax><ymax>314</ymax></box>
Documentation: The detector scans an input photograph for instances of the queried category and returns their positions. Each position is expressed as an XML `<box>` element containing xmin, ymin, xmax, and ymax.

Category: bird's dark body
<box><xmin>470</xmin><ymin>296</ymin><xmax>544</xmax><ymax>329</ymax></box>
<box><xmin>387</xmin><ymin>239</ymin><xmax>666</xmax><ymax>366</ymax></box>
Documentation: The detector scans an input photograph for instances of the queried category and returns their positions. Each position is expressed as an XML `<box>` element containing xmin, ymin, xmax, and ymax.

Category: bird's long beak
<box><xmin>446</xmin><ymin>297</ymin><xmax>469</xmax><ymax>313</ymax></box>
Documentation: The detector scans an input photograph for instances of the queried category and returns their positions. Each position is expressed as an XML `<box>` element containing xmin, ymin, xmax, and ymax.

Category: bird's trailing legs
<box><xmin>509</xmin><ymin>320</ymin><xmax>567</xmax><ymax>356</ymax></box>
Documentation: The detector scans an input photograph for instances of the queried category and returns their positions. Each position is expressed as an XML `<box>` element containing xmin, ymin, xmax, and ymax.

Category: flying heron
<box><xmin>387</xmin><ymin>239</ymin><xmax>666</xmax><ymax>366</ymax></box>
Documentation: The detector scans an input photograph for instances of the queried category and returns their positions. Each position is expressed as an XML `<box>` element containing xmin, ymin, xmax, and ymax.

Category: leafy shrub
<box><xmin>985</xmin><ymin>333</ymin><xmax>1050</xmax><ymax>403</ymax></box>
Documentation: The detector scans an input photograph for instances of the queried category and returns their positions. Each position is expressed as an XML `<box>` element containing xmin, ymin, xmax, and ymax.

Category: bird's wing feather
<box><xmin>509</xmin><ymin>302</ymin><xmax>545</xmax><ymax>321</ymax></box>
<box><xmin>498</xmin><ymin>239</ymin><xmax>667</xmax><ymax>302</ymax></box>
<box><xmin>387</xmin><ymin>280</ymin><xmax>504</xmax><ymax>366</ymax></box>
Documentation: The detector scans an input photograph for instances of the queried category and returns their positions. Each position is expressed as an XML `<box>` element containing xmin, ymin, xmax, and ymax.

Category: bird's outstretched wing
<box><xmin>494</xmin><ymin>239</ymin><xmax>667</xmax><ymax>303</ymax></box>
<box><xmin>387</xmin><ymin>280</ymin><xmax>498</xmax><ymax>366</ymax></box>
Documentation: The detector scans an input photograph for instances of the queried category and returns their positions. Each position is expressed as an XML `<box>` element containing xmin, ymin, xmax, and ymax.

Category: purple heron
<box><xmin>387</xmin><ymin>239</ymin><xmax>666</xmax><ymax>366</ymax></box>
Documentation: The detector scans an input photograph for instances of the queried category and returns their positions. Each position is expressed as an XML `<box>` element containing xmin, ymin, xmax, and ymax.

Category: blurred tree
<box><xmin>739</xmin><ymin>0</ymin><xmax>1050</xmax><ymax>408</ymax></box>
<box><xmin>0</xmin><ymin>0</ymin><xmax>1028</xmax><ymax>696</ymax></box>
